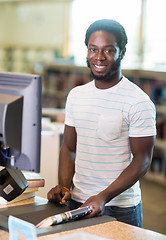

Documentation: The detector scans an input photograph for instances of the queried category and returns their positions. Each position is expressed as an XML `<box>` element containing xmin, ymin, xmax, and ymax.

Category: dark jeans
<box><xmin>68</xmin><ymin>199</ymin><xmax>143</xmax><ymax>228</ymax></box>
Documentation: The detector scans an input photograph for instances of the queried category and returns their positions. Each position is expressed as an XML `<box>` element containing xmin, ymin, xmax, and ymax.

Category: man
<box><xmin>47</xmin><ymin>19</ymin><xmax>156</xmax><ymax>227</ymax></box>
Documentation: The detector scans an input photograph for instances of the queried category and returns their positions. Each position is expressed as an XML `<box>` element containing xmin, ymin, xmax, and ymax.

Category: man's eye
<box><xmin>105</xmin><ymin>49</ymin><xmax>114</xmax><ymax>53</ymax></box>
<box><xmin>89</xmin><ymin>48</ymin><xmax>97</xmax><ymax>52</ymax></box>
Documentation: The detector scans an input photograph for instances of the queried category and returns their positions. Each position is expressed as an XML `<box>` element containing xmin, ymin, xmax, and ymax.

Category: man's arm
<box><xmin>47</xmin><ymin>125</ymin><xmax>77</xmax><ymax>204</ymax></box>
<box><xmin>58</xmin><ymin>124</ymin><xmax>77</xmax><ymax>188</ymax></box>
<box><xmin>82</xmin><ymin>136</ymin><xmax>155</xmax><ymax>216</ymax></box>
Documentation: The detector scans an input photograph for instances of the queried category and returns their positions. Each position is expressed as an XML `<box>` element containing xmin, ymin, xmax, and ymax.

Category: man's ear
<box><xmin>120</xmin><ymin>48</ymin><xmax>126</xmax><ymax>59</ymax></box>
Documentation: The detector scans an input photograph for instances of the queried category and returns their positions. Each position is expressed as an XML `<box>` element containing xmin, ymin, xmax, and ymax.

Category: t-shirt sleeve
<box><xmin>64</xmin><ymin>89</ymin><xmax>75</xmax><ymax>127</ymax></box>
<box><xmin>128</xmin><ymin>95</ymin><xmax>156</xmax><ymax>137</ymax></box>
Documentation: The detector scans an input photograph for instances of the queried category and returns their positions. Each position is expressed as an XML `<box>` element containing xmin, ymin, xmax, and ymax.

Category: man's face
<box><xmin>87</xmin><ymin>30</ymin><xmax>121</xmax><ymax>82</ymax></box>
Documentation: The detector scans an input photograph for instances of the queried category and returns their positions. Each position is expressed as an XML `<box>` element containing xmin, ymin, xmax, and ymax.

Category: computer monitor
<box><xmin>0</xmin><ymin>72</ymin><xmax>42</xmax><ymax>173</ymax></box>
<box><xmin>0</xmin><ymin>72</ymin><xmax>42</xmax><ymax>201</ymax></box>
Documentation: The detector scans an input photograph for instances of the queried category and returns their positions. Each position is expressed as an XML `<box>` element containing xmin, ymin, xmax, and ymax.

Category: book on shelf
<box><xmin>156</xmin><ymin>120</ymin><xmax>166</xmax><ymax>141</ymax></box>
<box><xmin>163</xmin><ymin>121</ymin><xmax>166</xmax><ymax>140</ymax></box>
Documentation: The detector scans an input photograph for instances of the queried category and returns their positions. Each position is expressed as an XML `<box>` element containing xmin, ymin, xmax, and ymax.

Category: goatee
<box><xmin>87</xmin><ymin>57</ymin><xmax>121</xmax><ymax>82</ymax></box>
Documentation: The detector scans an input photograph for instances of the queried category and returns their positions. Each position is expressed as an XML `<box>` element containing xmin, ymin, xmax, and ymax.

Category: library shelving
<box><xmin>123</xmin><ymin>69</ymin><xmax>166</xmax><ymax>186</ymax></box>
<box><xmin>42</xmin><ymin>64</ymin><xmax>91</xmax><ymax>108</ymax></box>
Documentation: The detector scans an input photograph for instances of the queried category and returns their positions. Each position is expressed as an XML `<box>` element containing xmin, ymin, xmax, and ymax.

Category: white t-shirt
<box><xmin>65</xmin><ymin>77</ymin><xmax>156</xmax><ymax>207</ymax></box>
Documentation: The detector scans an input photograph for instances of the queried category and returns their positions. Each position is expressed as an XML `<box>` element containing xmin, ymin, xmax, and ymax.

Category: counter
<box><xmin>0</xmin><ymin>197</ymin><xmax>166</xmax><ymax>240</ymax></box>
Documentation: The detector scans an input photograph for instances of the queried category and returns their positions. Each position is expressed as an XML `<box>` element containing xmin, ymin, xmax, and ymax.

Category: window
<box><xmin>144</xmin><ymin>0</ymin><xmax>166</xmax><ymax>70</ymax></box>
<box><xmin>69</xmin><ymin>0</ymin><xmax>141</xmax><ymax>68</ymax></box>
<box><xmin>69</xmin><ymin>0</ymin><xmax>166</xmax><ymax>70</ymax></box>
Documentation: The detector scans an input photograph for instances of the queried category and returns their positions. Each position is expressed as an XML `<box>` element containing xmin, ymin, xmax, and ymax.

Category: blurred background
<box><xmin>0</xmin><ymin>0</ymin><xmax>165</xmax><ymax>235</ymax></box>
<box><xmin>0</xmin><ymin>0</ymin><xmax>166</xmax><ymax>72</ymax></box>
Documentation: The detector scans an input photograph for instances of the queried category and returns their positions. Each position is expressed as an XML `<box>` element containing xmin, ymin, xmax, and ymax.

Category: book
<box><xmin>0</xmin><ymin>191</ymin><xmax>35</xmax><ymax>205</ymax></box>
<box><xmin>24</xmin><ymin>187</ymin><xmax>39</xmax><ymax>193</ymax></box>
<box><xmin>36</xmin><ymin>206</ymin><xmax>93</xmax><ymax>228</ymax></box>
<box><xmin>22</xmin><ymin>172</ymin><xmax>45</xmax><ymax>188</ymax></box>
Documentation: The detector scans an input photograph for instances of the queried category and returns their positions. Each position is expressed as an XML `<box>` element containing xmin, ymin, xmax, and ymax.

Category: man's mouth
<box><xmin>95</xmin><ymin>65</ymin><xmax>105</xmax><ymax>69</ymax></box>
<box><xmin>94</xmin><ymin>64</ymin><xmax>107</xmax><ymax>72</ymax></box>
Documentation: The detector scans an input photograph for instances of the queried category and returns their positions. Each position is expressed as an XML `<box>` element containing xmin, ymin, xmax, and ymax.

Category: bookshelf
<box><xmin>43</xmin><ymin>65</ymin><xmax>166</xmax><ymax>185</ymax></box>
<box><xmin>0</xmin><ymin>46</ymin><xmax>57</xmax><ymax>73</ymax></box>
<box><xmin>42</xmin><ymin>64</ymin><xmax>91</xmax><ymax>108</ymax></box>
<box><xmin>123</xmin><ymin>69</ymin><xmax>166</xmax><ymax>186</ymax></box>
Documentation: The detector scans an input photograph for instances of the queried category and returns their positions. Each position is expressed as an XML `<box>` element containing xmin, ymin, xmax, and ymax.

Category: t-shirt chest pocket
<box><xmin>97</xmin><ymin>113</ymin><xmax>123</xmax><ymax>142</ymax></box>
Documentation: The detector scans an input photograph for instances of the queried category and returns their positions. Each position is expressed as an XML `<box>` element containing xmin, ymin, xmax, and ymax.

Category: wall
<box><xmin>0</xmin><ymin>1</ymin><xmax>71</xmax><ymax>73</ymax></box>
<box><xmin>0</xmin><ymin>1</ymin><xmax>70</xmax><ymax>48</ymax></box>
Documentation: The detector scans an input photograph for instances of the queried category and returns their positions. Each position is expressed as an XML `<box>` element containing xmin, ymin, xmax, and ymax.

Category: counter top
<box><xmin>0</xmin><ymin>197</ymin><xmax>166</xmax><ymax>240</ymax></box>
<box><xmin>1</xmin><ymin>220</ymin><xmax>166</xmax><ymax>240</ymax></box>
<box><xmin>38</xmin><ymin>221</ymin><xmax>166</xmax><ymax>240</ymax></box>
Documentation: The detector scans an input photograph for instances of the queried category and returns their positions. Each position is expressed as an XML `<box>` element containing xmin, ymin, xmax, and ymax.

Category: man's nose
<box><xmin>95</xmin><ymin>51</ymin><xmax>106</xmax><ymax>60</ymax></box>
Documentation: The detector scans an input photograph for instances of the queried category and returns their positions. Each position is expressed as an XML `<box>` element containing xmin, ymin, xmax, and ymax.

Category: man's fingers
<box><xmin>60</xmin><ymin>191</ymin><xmax>71</xmax><ymax>204</ymax></box>
<box><xmin>47</xmin><ymin>186</ymin><xmax>63</xmax><ymax>203</ymax></box>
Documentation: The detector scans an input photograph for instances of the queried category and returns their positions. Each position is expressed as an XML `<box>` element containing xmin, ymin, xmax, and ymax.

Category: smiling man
<box><xmin>47</xmin><ymin>19</ymin><xmax>156</xmax><ymax>227</ymax></box>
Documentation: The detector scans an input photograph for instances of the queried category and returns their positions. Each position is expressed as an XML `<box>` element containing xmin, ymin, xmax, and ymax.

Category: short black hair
<box><xmin>85</xmin><ymin>19</ymin><xmax>128</xmax><ymax>51</ymax></box>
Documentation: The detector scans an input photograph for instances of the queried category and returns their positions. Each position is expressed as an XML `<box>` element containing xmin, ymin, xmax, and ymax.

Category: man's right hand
<box><xmin>47</xmin><ymin>185</ymin><xmax>71</xmax><ymax>205</ymax></box>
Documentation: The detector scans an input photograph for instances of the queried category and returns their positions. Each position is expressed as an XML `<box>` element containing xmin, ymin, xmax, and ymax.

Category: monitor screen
<box><xmin>0</xmin><ymin>72</ymin><xmax>42</xmax><ymax>173</ymax></box>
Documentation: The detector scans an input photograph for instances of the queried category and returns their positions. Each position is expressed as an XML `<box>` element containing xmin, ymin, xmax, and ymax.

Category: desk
<box><xmin>0</xmin><ymin>197</ymin><xmax>166</xmax><ymax>240</ymax></box>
